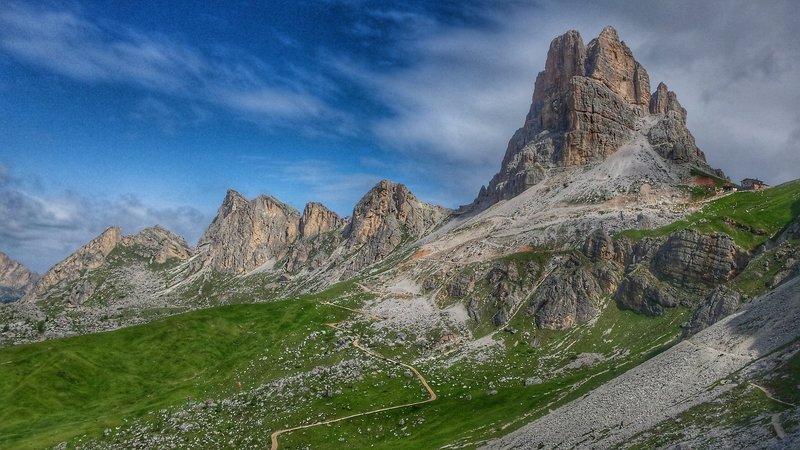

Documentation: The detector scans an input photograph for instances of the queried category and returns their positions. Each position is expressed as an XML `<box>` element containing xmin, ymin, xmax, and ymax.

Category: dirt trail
<box><xmin>269</xmin><ymin>301</ymin><xmax>438</xmax><ymax>450</ymax></box>
<box><xmin>750</xmin><ymin>383</ymin><xmax>798</xmax><ymax>408</ymax></box>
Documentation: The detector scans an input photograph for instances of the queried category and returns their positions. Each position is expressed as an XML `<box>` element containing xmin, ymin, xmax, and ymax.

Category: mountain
<box><xmin>1</xmin><ymin>180</ymin><xmax>448</xmax><ymax>342</ymax></box>
<box><xmin>23</xmin><ymin>226</ymin><xmax>123</xmax><ymax>303</ymax></box>
<box><xmin>0</xmin><ymin>252</ymin><xmax>37</xmax><ymax>303</ymax></box>
<box><xmin>1</xmin><ymin>26</ymin><xmax>798</xmax><ymax>450</ymax></box>
<box><xmin>465</xmin><ymin>26</ymin><xmax>721</xmax><ymax>211</ymax></box>
<box><xmin>197</xmin><ymin>181</ymin><xmax>448</xmax><ymax>282</ymax></box>
<box><xmin>196</xmin><ymin>190</ymin><xmax>302</xmax><ymax>274</ymax></box>
<box><xmin>22</xmin><ymin>225</ymin><xmax>192</xmax><ymax>307</ymax></box>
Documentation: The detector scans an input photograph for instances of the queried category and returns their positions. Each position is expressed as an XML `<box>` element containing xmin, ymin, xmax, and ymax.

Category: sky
<box><xmin>1</xmin><ymin>0</ymin><xmax>798</xmax><ymax>273</ymax></box>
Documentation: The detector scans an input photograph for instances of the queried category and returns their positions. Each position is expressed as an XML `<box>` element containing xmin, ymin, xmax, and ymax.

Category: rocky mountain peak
<box><xmin>585</xmin><ymin>25</ymin><xmax>650</xmax><ymax>106</ymax></box>
<box><xmin>526</xmin><ymin>29</ymin><xmax>585</xmax><ymax>132</ymax></box>
<box><xmin>198</xmin><ymin>191</ymin><xmax>301</xmax><ymax>274</ymax></box>
<box><xmin>24</xmin><ymin>226</ymin><xmax>122</xmax><ymax>301</ymax></box>
<box><xmin>649</xmin><ymin>82</ymin><xmax>685</xmax><ymax>120</ymax></box>
<box><xmin>300</xmin><ymin>202</ymin><xmax>343</xmax><ymax>238</ymax></box>
<box><xmin>341</xmin><ymin>180</ymin><xmax>449</xmax><ymax>274</ymax></box>
<box><xmin>0</xmin><ymin>252</ymin><xmax>38</xmax><ymax>303</ymax></box>
<box><xmin>346</xmin><ymin>180</ymin><xmax>419</xmax><ymax>244</ymax></box>
<box><xmin>122</xmin><ymin>225</ymin><xmax>192</xmax><ymax>264</ymax></box>
<box><xmin>217</xmin><ymin>189</ymin><xmax>250</xmax><ymax>217</ymax></box>
<box><xmin>465</xmin><ymin>26</ymin><xmax>722</xmax><ymax>211</ymax></box>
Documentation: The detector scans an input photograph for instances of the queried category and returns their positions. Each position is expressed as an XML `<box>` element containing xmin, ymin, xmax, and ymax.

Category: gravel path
<box><xmin>483</xmin><ymin>275</ymin><xmax>800</xmax><ymax>449</ymax></box>
<box><xmin>269</xmin><ymin>303</ymin><xmax>438</xmax><ymax>450</ymax></box>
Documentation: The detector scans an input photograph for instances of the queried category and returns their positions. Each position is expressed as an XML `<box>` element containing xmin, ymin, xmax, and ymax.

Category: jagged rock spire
<box><xmin>465</xmin><ymin>26</ymin><xmax>722</xmax><ymax>212</ymax></box>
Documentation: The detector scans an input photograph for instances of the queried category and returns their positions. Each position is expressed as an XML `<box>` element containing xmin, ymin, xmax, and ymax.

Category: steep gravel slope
<box><xmin>484</xmin><ymin>274</ymin><xmax>800</xmax><ymax>449</ymax></box>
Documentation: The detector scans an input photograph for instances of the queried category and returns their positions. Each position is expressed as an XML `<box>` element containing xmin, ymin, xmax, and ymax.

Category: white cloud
<box><xmin>0</xmin><ymin>2</ymin><xmax>335</xmax><ymax>127</ymax></box>
<box><xmin>333</xmin><ymin>0</ymin><xmax>800</xmax><ymax>202</ymax></box>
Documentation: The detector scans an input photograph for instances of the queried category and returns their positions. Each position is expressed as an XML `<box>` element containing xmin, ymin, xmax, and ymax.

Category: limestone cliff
<box><xmin>197</xmin><ymin>190</ymin><xmax>300</xmax><ymax>274</ymax></box>
<box><xmin>0</xmin><ymin>252</ymin><xmax>38</xmax><ymax>303</ymax></box>
<box><xmin>467</xmin><ymin>26</ymin><xmax>721</xmax><ymax>211</ymax></box>
<box><xmin>299</xmin><ymin>202</ymin><xmax>344</xmax><ymax>238</ymax></box>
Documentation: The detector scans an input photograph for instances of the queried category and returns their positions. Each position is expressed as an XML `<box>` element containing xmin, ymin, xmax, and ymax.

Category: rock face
<box><xmin>198</xmin><ymin>190</ymin><xmax>300</xmax><ymax>274</ymax></box>
<box><xmin>122</xmin><ymin>225</ymin><xmax>192</xmax><ymax>264</ymax></box>
<box><xmin>578</xmin><ymin>228</ymin><xmax>750</xmax><ymax>317</ymax></box>
<box><xmin>646</xmin><ymin>82</ymin><xmax>719</xmax><ymax>175</ymax></box>
<box><xmin>682</xmin><ymin>285</ymin><xmax>741</xmax><ymax>337</ymax></box>
<box><xmin>615</xmin><ymin>266</ymin><xmax>679</xmax><ymax>316</ymax></box>
<box><xmin>531</xmin><ymin>258</ymin><xmax>606</xmax><ymax>329</ymax></box>
<box><xmin>299</xmin><ymin>202</ymin><xmax>344</xmax><ymax>238</ymax></box>
<box><xmin>25</xmin><ymin>226</ymin><xmax>122</xmax><ymax>301</ymax></box>
<box><xmin>466</xmin><ymin>26</ymin><xmax>720</xmax><ymax>211</ymax></box>
<box><xmin>285</xmin><ymin>203</ymin><xmax>345</xmax><ymax>272</ymax></box>
<box><xmin>582</xmin><ymin>229</ymin><xmax>623</xmax><ymax>263</ymax></box>
<box><xmin>653</xmin><ymin>230</ymin><xmax>749</xmax><ymax>288</ymax></box>
<box><xmin>0</xmin><ymin>252</ymin><xmax>38</xmax><ymax>303</ymax></box>
<box><xmin>341</xmin><ymin>180</ymin><xmax>449</xmax><ymax>274</ymax></box>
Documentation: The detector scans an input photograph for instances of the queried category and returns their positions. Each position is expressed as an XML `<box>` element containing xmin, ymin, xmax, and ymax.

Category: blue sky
<box><xmin>1</xmin><ymin>0</ymin><xmax>798</xmax><ymax>272</ymax></box>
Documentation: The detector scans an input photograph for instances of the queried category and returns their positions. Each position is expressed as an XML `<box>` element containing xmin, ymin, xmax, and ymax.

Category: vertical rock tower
<box><xmin>468</xmin><ymin>26</ymin><xmax>721</xmax><ymax>210</ymax></box>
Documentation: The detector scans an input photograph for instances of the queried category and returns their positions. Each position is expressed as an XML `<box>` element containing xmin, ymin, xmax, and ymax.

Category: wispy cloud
<box><xmin>0</xmin><ymin>1</ymin><xmax>337</xmax><ymax>128</ymax></box>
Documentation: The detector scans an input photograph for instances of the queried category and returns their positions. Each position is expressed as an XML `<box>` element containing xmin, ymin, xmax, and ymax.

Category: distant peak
<box><xmin>225</xmin><ymin>188</ymin><xmax>245</xmax><ymax>199</ymax></box>
<box><xmin>598</xmin><ymin>25</ymin><xmax>619</xmax><ymax>40</ymax></box>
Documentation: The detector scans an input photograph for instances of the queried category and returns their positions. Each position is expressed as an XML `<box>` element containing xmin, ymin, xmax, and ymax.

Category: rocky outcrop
<box><xmin>646</xmin><ymin>82</ymin><xmax>721</xmax><ymax>175</ymax></box>
<box><xmin>122</xmin><ymin>225</ymin><xmax>191</xmax><ymax>264</ymax></box>
<box><xmin>615</xmin><ymin>265</ymin><xmax>679</xmax><ymax>316</ymax></box>
<box><xmin>653</xmin><ymin>230</ymin><xmax>749</xmax><ymax>288</ymax></box>
<box><xmin>529</xmin><ymin>255</ymin><xmax>613</xmax><ymax>329</ymax></box>
<box><xmin>25</xmin><ymin>226</ymin><xmax>122</xmax><ymax>301</ymax></box>
<box><xmin>465</xmin><ymin>26</ymin><xmax>722</xmax><ymax>211</ymax></box>
<box><xmin>582</xmin><ymin>229</ymin><xmax>623</xmax><ymax>262</ymax></box>
<box><xmin>198</xmin><ymin>190</ymin><xmax>300</xmax><ymax>274</ymax></box>
<box><xmin>682</xmin><ymin>285</ymin><xmax>741</xmax><ymax>337</ymax></box>
<box><xmin>649</xmin><ymin>82</ymin><xmax>684</xmax><ymax>118</ymax></box>
<box><xmin>340</xmin><ymin>181</ymin><xmax>449</xmax><ymax>274</ymax></box>
<box><xmin>0</xmin><ymin>252</ymin><xmax>38</xmax><ymax>303</ymax></box>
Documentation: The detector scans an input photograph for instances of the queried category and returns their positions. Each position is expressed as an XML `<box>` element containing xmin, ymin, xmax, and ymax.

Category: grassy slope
<box><xmin>0</xmin><ymin>283</ymin><xmax>364</xmax><ymax>449</ymax></box>
<box><xmin>277</xmin><ymin>301</ymin><xmax>688</xmax><ymax>449</ymax></box>
<box><xmin>0</xmin><ymin>287</ymin><xmax>689</xmax><ymax>450</ymax></box>
<box><xmin>617</xmin><ymin>180</ymin><xmax>800</xmax><ymax>250</ymax></box>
